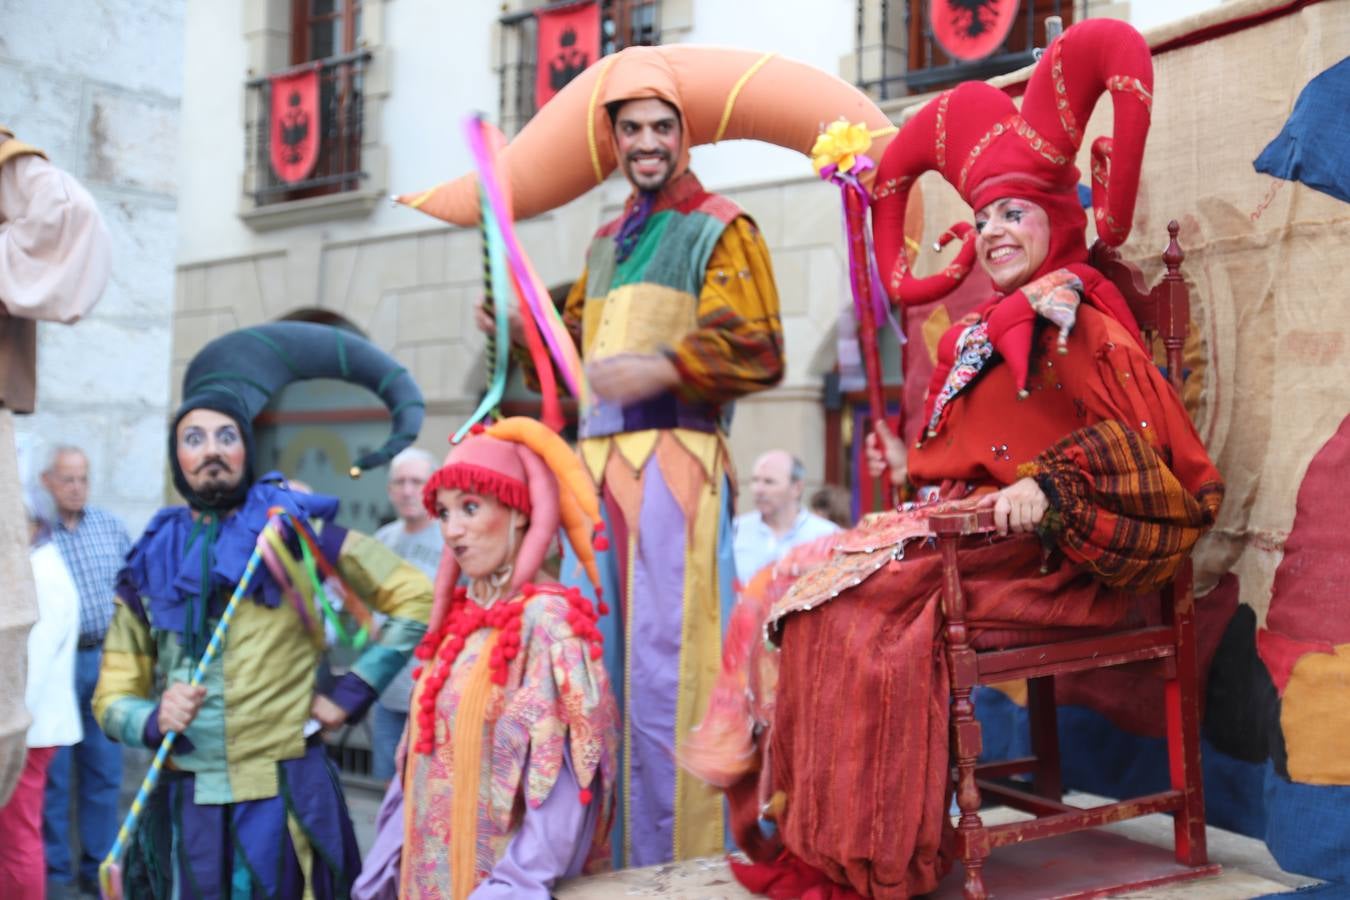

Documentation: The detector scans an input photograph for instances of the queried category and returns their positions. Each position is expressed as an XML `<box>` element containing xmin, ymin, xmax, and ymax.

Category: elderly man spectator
<box><xmin>40</xmin><ymin>445</ymin><xmax>129</xmax><ymax>895</ymax></box>
<box><xmin>733</xmin><ymin>450</ymin><xmax>839</xmax><ymax>583</ymax></box>
<box><xmin>370</xmin><ymin>447</ymin><xmax>443</xmax><ymax>781</ymax></box>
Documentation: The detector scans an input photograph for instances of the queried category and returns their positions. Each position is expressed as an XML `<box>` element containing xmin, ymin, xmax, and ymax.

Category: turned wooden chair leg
<box><xmin>953</xmin><ymin>676</ymin><xmax>990</xmax><ymax>900</ymax></box>
<box><xmin>1028</xmin><ymin>675</ymin><xmax>1063</xmax><ymax>800</ymax></box>
<box><xmin>940</xmin><ymin>533</ymin><xmax>990</xmax><ymax>900</ymax></box>
<box><xmin>1166</xmin><ymin>566</ymin><xmax>1208</xmax><ymax>866</ymax></box>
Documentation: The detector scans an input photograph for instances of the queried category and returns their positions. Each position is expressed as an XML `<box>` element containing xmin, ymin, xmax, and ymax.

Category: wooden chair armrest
<box><xmin>929</xmin><ymin>507</ymin><xmax>997</xmax><ymax>537</ymax></box>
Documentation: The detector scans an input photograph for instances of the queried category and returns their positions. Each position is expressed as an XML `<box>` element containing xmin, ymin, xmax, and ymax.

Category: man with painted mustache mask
<box><xmin>92</xmin><ymin>322</ymin><xmax>433</xmax><ymax>899</ymax></box>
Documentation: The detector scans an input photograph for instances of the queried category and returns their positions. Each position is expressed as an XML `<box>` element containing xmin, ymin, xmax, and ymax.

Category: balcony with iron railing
<box><xmin>497</xmin><ymin>0</ymin><xmax>660</xmax><ymax>137</ymax></box>
<box><xmin>243</xmin><ymin>49</ymin><xmax>373</xmax><ymax>219</ymax></box>
<box><xmin>856</xmin><ymin>0</ymin><xmax>1079</xmax><ymax>100</ymax></box>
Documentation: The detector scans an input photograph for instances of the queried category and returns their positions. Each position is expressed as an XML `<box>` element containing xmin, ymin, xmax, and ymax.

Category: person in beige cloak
<box><xmin>0</xmin><ymin>126</ymin><xmax>111</xmax><ymax>805</ymax></box>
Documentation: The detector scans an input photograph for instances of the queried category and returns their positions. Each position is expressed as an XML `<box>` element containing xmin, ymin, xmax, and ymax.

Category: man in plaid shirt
<box><xmin>40</xmin><ymin>444</ymin><xmax>129</xmax><ymax>895</ymax></box>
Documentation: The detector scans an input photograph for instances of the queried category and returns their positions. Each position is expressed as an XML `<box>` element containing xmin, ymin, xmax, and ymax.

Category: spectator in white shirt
<box><xmin>733</xmin><ymin>450</ymin><xmax>839</xmax><ymax>584</ymax></box>
<box><xmin>0</xmin><ymin>493</ymin><xmax>81</xmax><ymax>897</ymax></box>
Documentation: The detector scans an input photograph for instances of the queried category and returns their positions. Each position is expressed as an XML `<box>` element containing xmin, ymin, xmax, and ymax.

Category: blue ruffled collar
<box><xmin>117</xmin><ymin>473</ymin><xmax>340</xmax><ymax>635</ymax></box>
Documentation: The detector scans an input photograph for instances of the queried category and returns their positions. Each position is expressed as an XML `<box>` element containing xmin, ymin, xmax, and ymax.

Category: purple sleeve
<box><xmin>327</xmin><ymin>671</ymin><xmax>379</xmax><ymax>723</ymax></box>
<box><xmin>469</xmin><ymin>749</ymin><xmax>598</xmax><ymax>899</ymax></box>
<box><xmin>316</xmin><ymin>520</ymin><xmax>348</xmax><ymax>566</ymax></box>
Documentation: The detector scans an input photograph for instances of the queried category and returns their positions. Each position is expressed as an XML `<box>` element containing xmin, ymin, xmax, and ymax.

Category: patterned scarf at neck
<box><xmin>922</xmin><ymin>267</ymin><xmax>1085</xmax><ymax>438</ymax></box>
<box><xmin>614</xmin><ymin>190</ymin><xmax>657</xmax><ymax>262</ymax></box>
<box><xmin>926</xmin><ymin>319</ymin><xmax>993</xmax><ymax>437</ymax></box>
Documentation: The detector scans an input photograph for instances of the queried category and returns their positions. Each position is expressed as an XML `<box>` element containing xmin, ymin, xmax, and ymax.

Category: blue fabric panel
<box><xmin>1264</xmin><ymin>762</ymin><xmax>1350</xmax><ymax>884</ymax></box>
<box><xmin>1255</xmin><ymin>884</ymin><xmax>1350</xmax><ymax>900</ymax></box>
<box><xmin>1254</xmin><ymin>59</ymin><xmax>1350</xmax><ymax>205</ymax></box>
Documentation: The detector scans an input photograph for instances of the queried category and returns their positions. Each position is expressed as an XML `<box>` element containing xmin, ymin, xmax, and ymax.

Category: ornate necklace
<box><xmin>409</xmin><ymin>582</ymin><xmax>605</xmax><ymax>756</ymax></box>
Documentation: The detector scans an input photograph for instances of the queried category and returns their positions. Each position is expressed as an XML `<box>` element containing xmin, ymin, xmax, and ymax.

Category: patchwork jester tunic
<box><xmin>531</xmin><ymin>171</ymin><xmax>783</xmax><ymax>865</ymax></box>
<box><xmin>93</xmin><ymin>478</ymin><xmax>431</xmax><ymax>899</ymax></box>
<box><xmin>354</xmin><ymin>584</ymin><xmax>619</xmax><ymax>900</ymax></box>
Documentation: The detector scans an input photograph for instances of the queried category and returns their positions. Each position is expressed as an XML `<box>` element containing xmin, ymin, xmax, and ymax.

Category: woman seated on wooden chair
<box><xmin>354</xmin><ymin>419</ymin><xmax>618</xmax><ymax>900</ymax></box>
<box><xmin>681</xmin><ymin>19</ymin><xmax>1224</xmax><ymax>900</ymax></box>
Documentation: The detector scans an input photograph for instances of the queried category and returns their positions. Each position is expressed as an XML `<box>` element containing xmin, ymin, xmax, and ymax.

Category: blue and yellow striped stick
<box><xmin>98</xmin><ymin>511</ymin><xmax>285</xmax><ymax>900</ymax></box>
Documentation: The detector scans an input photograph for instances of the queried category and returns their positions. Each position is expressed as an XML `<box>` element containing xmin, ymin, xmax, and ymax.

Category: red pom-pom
<box><xmin>593</xmin><ymin>536</ymin><xmax>610</xmax><ymax>552</ymax></box>
<box><xmin>503</xmin><ymin>645</ymin><xmax>518</xmax><ymax>661</ymax></box>
<box><xmin>470</xmin><ymin>422</ymin><xmax>487</xmax><ymax>435</ymax></box>
<box><xmin>414</xmin><ymin>644</ymin><xmax>433</xmax><ymax>661</ymax></box>
<box><xmin>590</xmin><ymin>644</ymin><xmax>603</xmax><ymax>660</ymax></box>
<box><xmin>411</xmin><ymin>666</ymin><xmax>424</xmax><ymax>680</ymax></box>
<box><xmin>597</xmin><ymin>601</ymin><xmax>610</xmax><ymax>616</ymax></box>
<box><xmin>578</xmin><ymin>788</ymin><xmax>593</xmax><ymax>805</ymax></box>
<box><xmin>522</xmin><ymin>581</ymin><xmax>537</xmax><ymax>596</ymax></box>
<box><xmin>490</xmin><ymin>668</ymin><xmax>509</xmax><ymax>686</ymax></box>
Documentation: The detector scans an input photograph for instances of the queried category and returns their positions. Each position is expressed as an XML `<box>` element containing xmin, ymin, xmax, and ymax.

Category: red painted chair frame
<box><xmin>930</xmin><ymin>222</ymin><xmax>1210</xmax><ymax>900</ymax></box>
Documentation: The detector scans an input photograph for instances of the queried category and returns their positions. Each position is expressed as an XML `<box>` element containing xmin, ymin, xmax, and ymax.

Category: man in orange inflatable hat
<box><xmin>487</xmin><ymin>66</ymin><xmax>785</xmax><ymax>867</ymax></box>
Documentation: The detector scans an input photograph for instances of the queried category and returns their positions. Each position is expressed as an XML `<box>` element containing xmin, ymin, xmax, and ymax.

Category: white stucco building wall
<box><xmin>3</xmin><ymin>0</ymin><xmax>185</xmax><ymax>535</ymax></box>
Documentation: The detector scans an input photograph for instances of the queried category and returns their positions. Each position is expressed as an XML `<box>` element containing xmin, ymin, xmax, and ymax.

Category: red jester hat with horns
<box><xmin>872</xmin><ymin>18</ymin><xmax>1154</xmax><ymax>404</ymax></box>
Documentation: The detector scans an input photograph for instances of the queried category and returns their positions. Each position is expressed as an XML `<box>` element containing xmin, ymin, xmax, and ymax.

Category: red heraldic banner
<box><xmin>269</xmin><ymin>68</ymin><xmax>320</xmax><ymax>184</ymax></box>
<box><xmin>930</xmin><ymin>0</ymin><xmax>1020</xmax><ymax>62</ymax></box>
<box><xmin>535</xmin><ymin>1</ymin><xmax>601</xmax><ymax>109</ymax></box>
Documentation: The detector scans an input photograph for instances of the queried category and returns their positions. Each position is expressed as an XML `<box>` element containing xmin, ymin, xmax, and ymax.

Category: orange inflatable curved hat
<box><xmin>400</xmin><ymin>44</ymin><xmax>899</xmax><ymax>226</ymax></box>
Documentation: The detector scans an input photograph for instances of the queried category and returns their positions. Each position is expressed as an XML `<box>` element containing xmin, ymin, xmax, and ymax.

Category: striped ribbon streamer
<box><xmin>453</xmin><ymin>152</ymin><xmax>513</xmax><ymax>443</ymax></box>
<box><xmin>463</xmin><ymin>114</ymin><xmax>587</xmax><ymax>406</ymax></box>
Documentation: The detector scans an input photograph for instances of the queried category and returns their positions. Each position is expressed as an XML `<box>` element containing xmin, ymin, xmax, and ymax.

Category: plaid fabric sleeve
<box><xmin>664</xmin><ymin>217</ymin><xmax>785</xmax><ymax>406</ymax></box>
<box><xmin>1020</xmin><ymin>419</ymin><xmax>1223</xmax><ymax>594</ymax></box>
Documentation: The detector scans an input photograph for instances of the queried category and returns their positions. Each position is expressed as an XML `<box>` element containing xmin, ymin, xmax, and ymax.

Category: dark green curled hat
<box><xmin>173</xmin><ymin>322</ymin><xmax>424</xmax><ymax>502</ymax></box>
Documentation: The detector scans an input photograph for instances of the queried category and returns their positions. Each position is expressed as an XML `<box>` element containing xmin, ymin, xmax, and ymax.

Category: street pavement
<box><xmin>96</xmin><ymin>751</ymin><xmax>1319</xmax><ymax>899</ymax></box>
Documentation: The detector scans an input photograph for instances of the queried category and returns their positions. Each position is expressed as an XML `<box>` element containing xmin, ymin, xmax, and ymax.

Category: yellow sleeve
<box><xmin>335</xmin><ymin>530</ymin><xmax>432</xmax><ymax>693</ymax></box>
<box><xmin>93</xmin><ymin>600</ymin><xmax>159</xmax><ymax>746</ymax></box>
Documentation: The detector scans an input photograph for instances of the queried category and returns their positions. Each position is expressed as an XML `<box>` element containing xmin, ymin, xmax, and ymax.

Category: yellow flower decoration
<box><xmin>811</xmin><ymin>119</ymin><xmax>874</xmax><ymax>175</ymax></box>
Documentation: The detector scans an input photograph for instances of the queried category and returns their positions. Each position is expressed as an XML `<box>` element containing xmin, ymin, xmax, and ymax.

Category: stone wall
<box><xmin>3</xmin><ymin>0</ymin><xmax>184</xmax><ymax>535</ymax></box>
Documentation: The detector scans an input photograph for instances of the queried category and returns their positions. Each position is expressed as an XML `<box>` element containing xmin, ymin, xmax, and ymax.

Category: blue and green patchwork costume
<box><xmin>94</xmin><ymin>476</ymin><xmax>431</xmax><ymax>898</ymax></box>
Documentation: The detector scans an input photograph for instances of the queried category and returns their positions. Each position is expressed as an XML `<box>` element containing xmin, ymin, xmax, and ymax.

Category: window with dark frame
<box><xmin>854</xmin><ymin>0</ymin><xmax>1076</xmax><ymax>100</ymax></box>
<box><xmin>291</xmin><ymin>0</ymin><xmax>364</xmax><ymax>65</ymax></box>
<box><xmin>245</xmin><ymin>0</ymin><xmax>370</xmax><ymax>207</ymax></box>
<box><xmin>498</xmin><ymin>0</ymin><xmax>661</xmax><ymax>137</ymax></box>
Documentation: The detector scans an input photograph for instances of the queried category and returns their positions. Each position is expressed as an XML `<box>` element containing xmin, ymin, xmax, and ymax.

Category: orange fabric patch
<box><xmin>1281</xmin><ymin>644</ymin><xmax>1350</xmax><ymax>785</ymax></box>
